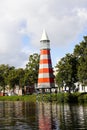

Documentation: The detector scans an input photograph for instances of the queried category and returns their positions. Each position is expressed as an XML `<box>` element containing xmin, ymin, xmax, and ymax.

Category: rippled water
<box><xmin>0</xmin><ymin>101</ymin><xmax>87</xmax><ymax>130</ymax></box>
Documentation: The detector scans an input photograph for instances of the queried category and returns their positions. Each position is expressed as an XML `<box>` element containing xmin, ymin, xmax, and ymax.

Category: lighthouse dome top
<box><xmin>40</xmin><ymin>29</ymin><xmax>50</xmax><ymax>42</ymax></box>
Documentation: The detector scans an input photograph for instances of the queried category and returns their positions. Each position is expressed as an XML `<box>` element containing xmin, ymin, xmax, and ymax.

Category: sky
<box><xmin>0</xmin><ymin>0</ymin><xmax>87</xmax><ymax>68</ymax></box>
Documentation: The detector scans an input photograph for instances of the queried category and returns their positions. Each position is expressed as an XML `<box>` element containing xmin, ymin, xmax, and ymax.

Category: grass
<box><xmin>0</xmin><ymin>95</ymin><xmax>36</xmax><ymax>102</ymax></box>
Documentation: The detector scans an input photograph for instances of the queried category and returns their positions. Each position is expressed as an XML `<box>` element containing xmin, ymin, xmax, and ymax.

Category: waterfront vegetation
<box><xmin>0</xmin><ymin>92</ymin><xmax>87</xmax><ymax>104</ymax></box>
<box><xmin>37</xmin><ymin>92</ymin><xmax>87</xmax><ymax>103</ymax></box>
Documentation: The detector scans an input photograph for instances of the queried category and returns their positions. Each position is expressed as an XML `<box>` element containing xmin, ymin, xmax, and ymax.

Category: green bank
<box><xmin>0</xmin><ymin>93</ymin><xmax>87</xmax><ymax>103</ymax></box>
<box><xmin>0</xmin><ymin>95</ymin><xmax>36</xmax><ymax>102</ymax></box>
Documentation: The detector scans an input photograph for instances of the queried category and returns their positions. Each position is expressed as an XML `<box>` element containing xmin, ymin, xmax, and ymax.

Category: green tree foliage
<box><xmin>24</xmin><ymin>53</ymin><xmax>39</xmax><ymax>86</ymax></box>
<box><xmin>5</xmin><ymin>66</ymin><xmax>17</xmax><ymax>89</ymax></box>
<box><xmin>7</xmin><ymin>67</ymin><xmax>25</xmax><ymax>89</ymax></box>
<box><xmin>16</xmin><ymin>68</ymin><xmax>25</xmax><ymax>88</ymax></box>
<box><xmin>0</xmin><ymin>64</ymin><xmax>10</xmax><ymax>91</ymax></box>
<box><xmin>55</xmin><ymin>54</ymin><xmax>78</xmax><ymax>92</ymax></box>
<box><xmin>7</xmin><ymin>67</ymin><xmax>25</xmax><ymax>88</ymax></box>
<box><xmin>55</xmin><ymin>36</ymin><xmax>87</xmax><ymax>92</ymax></box>
<box><xmin>0</xmin><ymin>65</ymin><xmax>25</xmax><ymax>90</ymax></box>
<box><xmin>74</xmin><ymin>36</ymin><xmax>87</xmax><ymax>85</ymax></box>
<box><xmin>0</xmin><ymin>75</ymin><xmax>5</xmax><ymax>91</ymax></box>
<box><xmin>0</xmin><ymin>53</ymin><xmax>39</xmax><ymax>90</ymax></box>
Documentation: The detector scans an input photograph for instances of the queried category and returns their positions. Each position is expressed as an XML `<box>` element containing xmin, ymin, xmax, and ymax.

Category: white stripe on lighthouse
<box><xmin>40</xmin><ymin>54</ymin><xmax>51</xmax><ymax>60</ymax></box>
<box><xmin>39</xmin><ymin>64</ymin><xmax>52</xmax><ymax>69</ymax></box>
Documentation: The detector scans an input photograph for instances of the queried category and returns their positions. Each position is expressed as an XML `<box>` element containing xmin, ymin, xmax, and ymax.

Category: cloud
<box><xmin>0</xmin><ymin>0</ymin><xmax>87</xmax><ymax>67</ymax></box>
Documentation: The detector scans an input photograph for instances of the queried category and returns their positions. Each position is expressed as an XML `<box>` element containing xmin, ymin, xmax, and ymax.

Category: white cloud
<box><xmin>0</xmin><ymin>0</ymin><xmax>87</xmax><ymax>67</ymax></box>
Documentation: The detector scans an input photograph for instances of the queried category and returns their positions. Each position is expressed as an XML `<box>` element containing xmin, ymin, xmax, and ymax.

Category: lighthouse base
<box><xmin>37</xmin><ymin>83</ymin><xmax>55</xmax><ymax>89</ymax></box>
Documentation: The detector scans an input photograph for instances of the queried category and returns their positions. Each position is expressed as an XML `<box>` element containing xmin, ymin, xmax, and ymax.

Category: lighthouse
<box><xmin>38</xmin><ymin>30</ymin><xmax>55</xmax><ymax>90</ymax></box>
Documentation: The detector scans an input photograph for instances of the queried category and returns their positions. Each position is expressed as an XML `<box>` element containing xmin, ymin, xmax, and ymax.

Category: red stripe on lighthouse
<box><xmin>41</xmin><ymin>50</ymin><xmax>50</xmax><ymax>55</ymax></box>
<box><xmin>39</xmin><ymin>68</ymin><xmax>53</xmax><ymax>73</ymax></box>
<box><xmin>38</xmin><ymin>78</ymin><xmax>54</xmax><ymax>83</ymax></box>
<box><xmin>40</xmin><ymin>59</ymin><xmax>51</xmax><ymax>64</ymax></box>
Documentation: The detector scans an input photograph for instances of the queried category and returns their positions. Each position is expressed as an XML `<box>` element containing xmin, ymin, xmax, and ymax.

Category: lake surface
<box><xmin>0</xmin><ymin>101</ymin><xmax>87</xmax><ymax>130</ymax></box>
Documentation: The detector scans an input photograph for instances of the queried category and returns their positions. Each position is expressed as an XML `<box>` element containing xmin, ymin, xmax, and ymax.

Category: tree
<box><xmin>74</xmin><ymin>36</ymin><xmax>87</xmax><ymax>86</ymax></box>
<box><xmin>16</xmin><ymin>68</ymin><xmax>25</xmax><ymax>88</ymax></box>
<box><xmin>0</xmin><ymin>64</ymin><xmax>11</xmax><ymax>92</ymax></box>
<box><xmin>0</xmin><ymin>74</ymin><xmax>5</xmax><ymax>91</ymax></box>
<box><xmin>55</xmin><ymin>53</ymin><xmax>78</xmax><ymax>93</ymax></box>
<box><xmin>0</xmin><ymin>53</ymin><xmax>39</xmax><ymax>90</ymax></box>
<box><xmin>7</xmin><ymin>67</ymin><xmax>17</xmax><ymax>89</ymax></box>
<box><xmin>24</xmin><ymin>53</ymin><xmax>39</xmax><ymax>86</ymax></box>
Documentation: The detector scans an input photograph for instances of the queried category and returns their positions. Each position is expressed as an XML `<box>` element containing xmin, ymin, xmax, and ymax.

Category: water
<box><xmin>0</xmin><ymin>101</ymin><xmax>87</xmax><ymax>130</ymax></box>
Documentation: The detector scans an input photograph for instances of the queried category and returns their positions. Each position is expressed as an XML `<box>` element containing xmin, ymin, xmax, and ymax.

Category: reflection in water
<box><xmin>37</xmin><ymin>102</ymin><xmax>87</xmax><ymax>130</ymax></box>
<box><xmin>0</xmin><ymin>101</ymin><xmax>87</xmax><ymax>130</ymax></box>
<box><xmin>0</xmin><ymin>101</ymin><xmax>38</xmax><ymax>130</ymax></box>
<box><xmin>38</xmin><ymin>102</ymin><xmax>59</xmax><ymax>130</ymax></box>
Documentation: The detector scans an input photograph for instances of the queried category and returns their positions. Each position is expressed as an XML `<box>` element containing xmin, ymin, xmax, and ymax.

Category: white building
<box><xmin>75</xmin><ymin>82</ymin><xmax>87</xmax><ymax>93</ymax></box>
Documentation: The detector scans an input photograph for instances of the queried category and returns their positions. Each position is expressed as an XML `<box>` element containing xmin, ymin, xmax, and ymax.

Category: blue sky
<box><xmin>0</xmin><ymin>0</ymin><xmax>87</xmax><ymax>68</ymax></box>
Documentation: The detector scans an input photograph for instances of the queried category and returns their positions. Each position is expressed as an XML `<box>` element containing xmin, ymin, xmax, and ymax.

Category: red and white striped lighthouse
<box><xmin>38</xmin><ymin>30</ymin><xmax>55</xmax><ymax>89</ymax></box>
